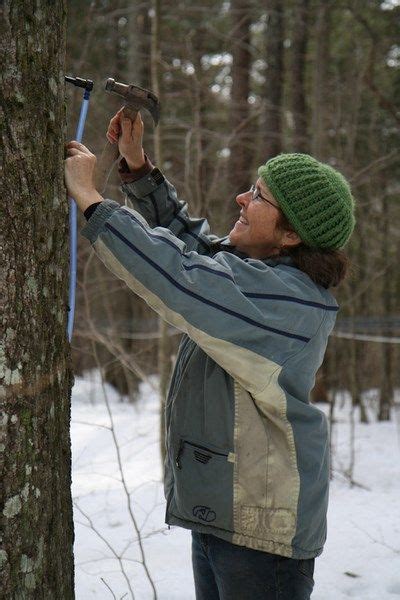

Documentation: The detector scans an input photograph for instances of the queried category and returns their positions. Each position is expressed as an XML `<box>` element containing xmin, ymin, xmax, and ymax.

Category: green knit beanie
<box><xmin>258</xmin><ymin>153</ymin><xmax>356</xmax><ymax>249</ymax></box>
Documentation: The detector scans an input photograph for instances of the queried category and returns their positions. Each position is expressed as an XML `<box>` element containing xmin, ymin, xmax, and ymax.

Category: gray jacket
<box><xmin>82</xmin><ymin>166</ymin><xmax>338</xmax><ymax>560</ymax></box>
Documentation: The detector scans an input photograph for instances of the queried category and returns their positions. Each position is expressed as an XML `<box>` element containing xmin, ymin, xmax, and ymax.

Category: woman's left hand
<box><xmin>65</xmin><ymin>141</ymin><xmax>102</xmax><ymax>211</ymax></box>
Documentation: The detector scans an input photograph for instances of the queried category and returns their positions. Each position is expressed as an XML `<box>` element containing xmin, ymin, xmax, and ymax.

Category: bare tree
<box><xmin>261</xmin><ymin>0</ymin><xmax>284</xmax><ymax>160</ymax></box>
<box><xmin>289</xmin><ymin>0</ymin><xmax>310</xmax><ymax>153</ymax></box>
<box><xmin>227</xmin><ymin>0</ymin><xmax>253</xmax><ymax>225</ymax></box>
<box><xmin>310</xmin><ymin>1</ymin><xmax>333</xmax><ymax>160</ymax></box>
<box><xmin>150</xmin><ymin>0</ymin><xmax>171</xmax><ymax>465</ymax></box>
<box><xmin>1</xmin><ymin>1</ymin><xmax>74</xmax><ymax>596</ymax></box>
<box><xmin>378</xmin><ymin>190</ymin><xmax>395</xmax><ymax>421</ymax></box>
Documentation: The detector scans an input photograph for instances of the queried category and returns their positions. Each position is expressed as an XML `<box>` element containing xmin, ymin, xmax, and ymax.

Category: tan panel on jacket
<box><xmin>232</xmin><ymin>380</ymin><xmax>300</xmax><ymax>554</ymax></box>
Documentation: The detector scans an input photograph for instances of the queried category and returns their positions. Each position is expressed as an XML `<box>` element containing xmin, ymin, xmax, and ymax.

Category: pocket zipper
<box><xmin>175</xmin><ymin>439</ymin><xmax>229</xmax><ymax>470</ymax></box>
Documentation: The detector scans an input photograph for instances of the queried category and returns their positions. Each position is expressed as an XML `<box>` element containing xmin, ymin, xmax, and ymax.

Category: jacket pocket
<box><xmin>172</xmin><ymin>439</ymin><xmax>234</xmax><ymax>532</ymax></box>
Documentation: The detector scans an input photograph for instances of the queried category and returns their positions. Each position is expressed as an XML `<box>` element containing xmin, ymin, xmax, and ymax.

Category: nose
<box><xmin>235</xmin><ymin>189</ymin><xmax>251</xmax><ymax>208</ymax></box>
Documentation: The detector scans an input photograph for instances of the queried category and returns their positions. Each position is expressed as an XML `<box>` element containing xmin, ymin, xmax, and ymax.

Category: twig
<box><xmin>76</xmin><ymin>271</ymin><xmax>158</xmax><ymax>390</ymax></box>
<box><xmin>82</xmin><ymin>252</ymin><xmax>158</xmax><ymax>599</ymax></box>
<box><xmin>349</xmin><ymin>151</ymin><xmax>399</xmax><ymax>186</ymax></box>
<box><xmin>349</xmin><ymin>520</ymin><xmax>400</xmax><ymax>554</ymax></box>
<box><xmin>71</xmin><ymin>419</ymin><xmax>111</xmax><ymax>430</ymax></box>
<box><xmin>101</xmin><ymin>577</ymin><xmax>117</xmax><ymax>600</ymax></box>
<box><xmin>74</xmin><ymin>503</ymin><xmax>136</xmax><ymax>599</ymax></box>
<box><xmin>330</xmin><ymin>467</ymin><xmax>371</xmax><ymax>490</ymax></box>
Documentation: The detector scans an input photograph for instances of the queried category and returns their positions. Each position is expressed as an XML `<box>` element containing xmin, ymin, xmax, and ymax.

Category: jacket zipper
<box><xmin>168</xmin><ymin>336</ymin><xmax>195</xmax><ymax>404</ymax></box>
<box><xmin>175</xmin><ymin>439</ymin><xmax>229</xmax><ymax>470</ymax></box>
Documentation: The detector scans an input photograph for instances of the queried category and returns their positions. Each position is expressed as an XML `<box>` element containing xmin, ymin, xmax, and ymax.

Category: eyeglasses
<box><xmin>249</xmin><ymin>184</ymin><xmax>280</xmax><ymax>210</ymax></box>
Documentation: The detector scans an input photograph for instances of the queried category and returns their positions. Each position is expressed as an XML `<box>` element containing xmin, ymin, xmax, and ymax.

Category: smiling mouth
<box><xmin>238</xmin><ymin>215</ymin><xmax>248</xmax><ymax>225</ymax></box>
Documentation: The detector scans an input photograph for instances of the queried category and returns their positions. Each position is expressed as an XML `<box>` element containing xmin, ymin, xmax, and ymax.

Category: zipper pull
<box><xmin>175</xmin><ymin>440</ymin><xmax>185</xmax><ymax>470</ymax></box>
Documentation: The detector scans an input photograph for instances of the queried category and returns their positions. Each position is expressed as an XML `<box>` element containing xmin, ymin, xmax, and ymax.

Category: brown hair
<box><xmin>276</xmin><ymin>212</ymin><xmax>350</xmax><ymax>289</ymax></box>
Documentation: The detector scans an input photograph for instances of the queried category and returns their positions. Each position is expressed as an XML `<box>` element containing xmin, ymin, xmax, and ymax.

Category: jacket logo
<box><xmin>193</xmin><ymin>505</ymin><xmax>216</xmax><ymax>522</ymax></box>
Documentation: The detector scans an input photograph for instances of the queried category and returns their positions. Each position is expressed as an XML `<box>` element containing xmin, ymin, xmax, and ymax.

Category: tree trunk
<box><xmin>227</xmin><ymin>0</ymin><xmax>253</xmax><ymax>226</ymax></box>
<box><xmin>151</xmin><ymin>0</ymin><xmax>170</xmax><ymax>466</ymax></box>
<box><xmin>290</xmin><ymin>0</ymin><xmax>310</xmax><ymax>153</ymax></box>
<box><xmin>190</xmin><ymin>24</ymin><xmax>210</xmax><ymax>217</ymax></box>
<box><xmin>1</xmin><ymin>1</ymin><xmax>74</xmax><ymax>597</ymax></box>
<box><xmin>261</xmin><ymin>0</ymin><xmax>284</xmax><ymax>160</ymax></box>
<box><xmin>354</xmin><ymin>207</ymin><xmax>369</xmax><ymax>423</ymax></box>
<box><xmin>311</xmin><ymin>362</ymin><xmax>329</xmax><ymax>403</ymax></box>
<box><xmin>128</xmin><ymin>1</ymin><xmax>152</xmax><ymax>91</ymax></box>
<box><xmin>378</xmin><ymin>192</ymin><xmax>394</xmax><ymax>421</ymax></box>
<box><xmin>93</xmin><ymin>0</ymin><xmax>142</xmax><ymax>401</ymax></box>
<box><xmin>311</xmin><ymin>2</ymin><xmax>333</xmax><ymax>160</ymax></box>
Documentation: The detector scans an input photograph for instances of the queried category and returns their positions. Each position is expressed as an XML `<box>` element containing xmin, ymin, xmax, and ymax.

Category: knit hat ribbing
<box><xmin>258</xmin><ymin>153</ymin><xmax>356</xmax><ymax>249</ymax></box>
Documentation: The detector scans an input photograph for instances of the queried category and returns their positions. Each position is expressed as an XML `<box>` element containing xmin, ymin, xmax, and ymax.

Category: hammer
<box><xmin>94</xmin><ymin>78</ymin><xmax>160</xmax><ymax>193</ymax></box>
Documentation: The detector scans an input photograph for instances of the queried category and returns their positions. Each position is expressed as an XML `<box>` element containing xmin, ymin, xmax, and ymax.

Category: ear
<box><xmin>282</xmin><ymin>229</ymin><xmax>302</xmax><ymax>248</ymax></box>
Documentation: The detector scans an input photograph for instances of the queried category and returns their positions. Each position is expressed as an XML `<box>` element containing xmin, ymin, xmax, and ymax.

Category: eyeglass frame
<box><xmin>249</xmin><ymin>184</ymin><xmax>280</xmax><ymax>210</ymax></box>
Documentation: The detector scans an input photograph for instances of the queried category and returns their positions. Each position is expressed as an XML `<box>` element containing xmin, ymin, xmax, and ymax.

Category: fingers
<box><xmin>66</xmin><ymin>140</ymin><xmax>92</xmax><ymax>154</ymax></box>
<box><xmin>107</xmin><ymin>108</ymin><xmax>124</xmax><ymax>143</ymax></box>
<box><xmin>133</xmin><ymin>112</ymin><xmax>143</xmax><ymax>134</ymax></box>
<box><xmin>106</xmin><ymin>110</ymin><xmax>144</xmax><ymax>144</ymax></box>
<box><xmin>106</xmin><ymin>110</ymin><xmax>144</xmax><ymax>147</ymax></box>
<box><xmin>121</xmin><ymin>116</ymin><xmax>133</xmax><ymax>141</ymax></box>
<box><xmin>124</xmin><ymin>112</ymin><xmax>143</xmax><ymax>137</ymax></box>
<box><xmin>66</xmin><ymin>147</ymin><xmax>82</xmax><ymax>156</ymax></box>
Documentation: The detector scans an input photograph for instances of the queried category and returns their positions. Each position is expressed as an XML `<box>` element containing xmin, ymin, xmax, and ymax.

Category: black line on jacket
<box><xmin>104</xmin><ymin>222</ymin><xmax>311</xmax><ymax>344</ymax></box>
<box><xmin>242</xmin><ymin>292</ymin><xmax>339</xmax><ymax>311</ymax></box>
<box><xmin>182</xmin><ymin>262</ymin><xmax>235</xmax><ymax>282</ymax></box>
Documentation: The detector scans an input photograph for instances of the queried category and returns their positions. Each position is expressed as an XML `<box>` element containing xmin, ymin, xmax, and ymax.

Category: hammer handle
<box><xmin>94</xmin><ymin>106</ymin><xmax>138</xmax><ymax>193</ymax></box>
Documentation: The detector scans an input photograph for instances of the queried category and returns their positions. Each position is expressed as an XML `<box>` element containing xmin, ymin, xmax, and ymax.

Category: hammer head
<box><xmin>105</xmin><ymin>78</ymin><xmax>160</xmax><ymax>126</ymax></box>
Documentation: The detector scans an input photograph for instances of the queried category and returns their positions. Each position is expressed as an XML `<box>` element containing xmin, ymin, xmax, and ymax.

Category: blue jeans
<box><xmin>191</xmin><ymin>532</ymin><xmax>315</xmax><ymax>600</ymax></box>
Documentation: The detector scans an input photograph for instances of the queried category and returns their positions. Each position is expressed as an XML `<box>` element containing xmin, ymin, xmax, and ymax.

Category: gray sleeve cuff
<box><xmin>121</xmin><ymin>167</ymin><xmax>165</xmax><ymax>199</ymax></box>
<box><xmin>81</xmin><ymin>199</ymin><xmax>121</xmax><ymax>244</ymax></box>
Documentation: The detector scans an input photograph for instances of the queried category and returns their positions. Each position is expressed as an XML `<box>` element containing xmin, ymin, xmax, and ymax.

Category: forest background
<box><xmin>2</xmin><ymin>0</ymin><xmax>400</xmax><ymax>596</ymax></box>
<box><xmin>67</xmin><ymin>0</ymin><xmax>400</xmax><ymax>430</ymax></box>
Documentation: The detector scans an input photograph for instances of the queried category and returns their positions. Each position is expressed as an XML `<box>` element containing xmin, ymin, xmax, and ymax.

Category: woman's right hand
<box><xmin>106</xmin><ymin>108</ymin><xmax>146</xmax><ymax>170</ymax></box>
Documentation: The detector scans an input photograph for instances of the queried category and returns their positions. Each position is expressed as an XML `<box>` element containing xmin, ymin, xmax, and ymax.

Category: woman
<box><xmin>65</xmin><ymin>111</ymin><xmax>355</xmax><ymax>600</ymax></box>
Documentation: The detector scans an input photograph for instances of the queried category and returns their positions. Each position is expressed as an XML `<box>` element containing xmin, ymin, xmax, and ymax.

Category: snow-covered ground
<box><xmin>72</xmin><ymin>371</ymin><xmax>400</xmax><ymax>599</ymax></box>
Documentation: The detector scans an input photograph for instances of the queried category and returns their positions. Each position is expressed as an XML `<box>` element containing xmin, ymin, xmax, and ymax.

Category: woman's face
<box><xmin>228</xmin><ymin>178</ymin><xmax>300</xmax><ymax>259</ymax></box>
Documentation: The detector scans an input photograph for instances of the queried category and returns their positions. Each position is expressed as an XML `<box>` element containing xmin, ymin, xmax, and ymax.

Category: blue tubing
<box><xmin>67</xmin><ymin>90</ymin><xmax>91</xmax><ymax>342</ymax></box>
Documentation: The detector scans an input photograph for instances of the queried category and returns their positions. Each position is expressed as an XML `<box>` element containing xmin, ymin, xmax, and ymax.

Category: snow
<box><xmin>72</xmin><ymin>372</ymin><xmax>400</xmax><ymax>599</ymax></box>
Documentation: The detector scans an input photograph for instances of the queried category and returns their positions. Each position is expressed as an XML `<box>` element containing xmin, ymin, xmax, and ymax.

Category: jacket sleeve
<box><xmin>81</xmin><ymin>200</ymin><xmax>314</xmax><ymax>396</ymax></box>
<box><xmin>120</xmin><ymin>166</ymin><xmax>220</xmax><ymax>255</ymax></box>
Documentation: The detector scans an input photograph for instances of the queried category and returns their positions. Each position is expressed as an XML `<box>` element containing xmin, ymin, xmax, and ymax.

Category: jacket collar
<box><xmin>218</xmin><ymin>237</ymin><xmax>296</xmax><ymax>267</ymax></box>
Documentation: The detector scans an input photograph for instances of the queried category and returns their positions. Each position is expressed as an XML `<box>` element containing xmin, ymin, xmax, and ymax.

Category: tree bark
<box><xmin>1</xmin><ymin>1</ymin><xmax>74</xmax><ymax>597</ymax></box>
<box><xmin>261</xmin><ymin>0</ymin><xmax>284</xmax><ymax>161</ymax></box>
